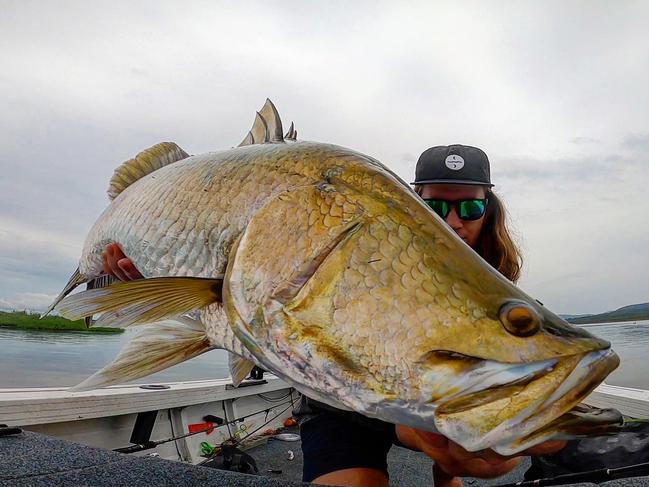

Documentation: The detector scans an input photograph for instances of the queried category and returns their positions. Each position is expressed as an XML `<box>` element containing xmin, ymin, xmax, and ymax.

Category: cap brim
<box><xmin>410</xmin><ymin>178</ymin><xmax>494</xmax><ymax>187</ymax></box>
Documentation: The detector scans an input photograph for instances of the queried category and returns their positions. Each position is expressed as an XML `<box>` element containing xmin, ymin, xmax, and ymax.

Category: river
<box><xmin>1</xmin><ymin>320</ymin><xmax>648</xmax><ymax>389</ymax></box>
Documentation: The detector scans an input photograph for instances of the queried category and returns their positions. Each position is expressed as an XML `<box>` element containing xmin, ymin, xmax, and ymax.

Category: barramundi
<box><xmin>46</xmin><ymin>100</ymin><xmax>621</xmax><ymax>454</ymax></box>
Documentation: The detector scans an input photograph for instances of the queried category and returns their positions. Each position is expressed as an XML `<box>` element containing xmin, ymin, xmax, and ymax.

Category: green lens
<box><xmin>458</xmin><ymin>199</ymin><xmax>486</xmax><ymax>220</ymax></box>
<box><xmin>425</xmin><ymin>199</ymin><xmax>449</xmax><ymax>219</ymax></box>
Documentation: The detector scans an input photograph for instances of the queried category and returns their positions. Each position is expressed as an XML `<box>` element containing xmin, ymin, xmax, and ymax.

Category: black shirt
<box><xmin>294</xmin><ymin>395</ymin><xmax>399</xmax><ymax>482</ymax></box>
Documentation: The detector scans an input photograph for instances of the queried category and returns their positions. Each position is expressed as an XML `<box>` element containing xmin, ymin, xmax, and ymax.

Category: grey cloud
<box><xmin>0</xmin><ymin>227</ymin><xmax>78</xmax><ymax>300</ymax></box>
<box><xmin>497</xmin><ymin>142</ymin><xmax>649</xmax><ymax>191</ymax></box>
<box><xmin>570</xmin><ymin>137</ymin><xmax>599</xmax><ymax>145</ymax></box>
<box><xmin>621</xmin><ymin>133</ymin><xmax>649</xmax><ymax>151</ymax></box>
<box><xmin>0</xmin><ymin>293</ymin><xmax>56</xmax><ymax>312</ymax></box>
<box><xmin>401</xmin><ymin>152</ymin><xmax>417</xmax><ymax>163</ymax></box>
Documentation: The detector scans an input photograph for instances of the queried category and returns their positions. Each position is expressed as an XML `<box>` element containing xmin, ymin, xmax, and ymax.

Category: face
<box><xmin>418</xmin><ymin>183</ymin><xmax>487</xmax><ymax>249</ymax></box>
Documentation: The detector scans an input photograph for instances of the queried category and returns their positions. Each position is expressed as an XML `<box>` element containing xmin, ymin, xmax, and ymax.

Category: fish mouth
<box><xmin>430</xmin><ymin>348</ymin><xmax>621</xmax><ymax>454</ymax></box>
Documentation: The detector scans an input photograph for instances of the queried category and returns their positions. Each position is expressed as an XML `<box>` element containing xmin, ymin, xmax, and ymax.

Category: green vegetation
<box><xmin>566</xmin><ymin>302</ymin><xmax>649</xmax><ymax>325</ymax></box>
<box><xmin>0</xmin><ymin>310</ymin><xmax>123</xmax><ymax>333</ymax></box>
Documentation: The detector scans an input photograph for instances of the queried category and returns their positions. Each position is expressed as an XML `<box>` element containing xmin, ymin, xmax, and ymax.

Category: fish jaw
<box><xmin>427</xmin><ymin>348</ymin><xmax>620</xmax><ymax>454</ymax></box>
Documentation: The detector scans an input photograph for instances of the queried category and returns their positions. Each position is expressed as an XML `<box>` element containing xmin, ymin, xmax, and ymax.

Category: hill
<box><xmin>566</xmin><ymin>302</ymin><xmax>649</xmax><ymax>325</ymax></box>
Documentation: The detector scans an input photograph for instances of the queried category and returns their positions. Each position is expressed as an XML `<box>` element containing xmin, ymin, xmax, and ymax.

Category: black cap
<box><xmin>411</xmin><ymin>144</ymin><xmax>494</xmax><ymax>187</ymax></box>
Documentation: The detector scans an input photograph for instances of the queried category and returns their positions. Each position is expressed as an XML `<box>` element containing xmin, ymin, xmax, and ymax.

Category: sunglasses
<box><xmin>423</xmin><ymin>198</ymin><xmax>488</xmax><ymax>221</ymax></box>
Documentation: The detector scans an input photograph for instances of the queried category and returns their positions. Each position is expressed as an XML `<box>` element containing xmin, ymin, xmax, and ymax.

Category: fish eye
<box><xmin>499</xmin><ymin>301</ymin><xmax>541</xmax><ymax>337</ymax></box>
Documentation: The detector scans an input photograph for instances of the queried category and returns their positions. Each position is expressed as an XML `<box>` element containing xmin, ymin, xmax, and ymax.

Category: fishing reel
<box><xmin>249</xmin><ymin>366</ymin><xmax>265</xmax><ymax>380</ymax></box>
<box><xmin>201</xmin><ymin>442</ymin><xmax>259</xmax><ymax>474</ymax></box>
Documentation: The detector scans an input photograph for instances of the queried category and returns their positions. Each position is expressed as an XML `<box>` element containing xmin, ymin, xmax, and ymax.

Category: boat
<box><xmin>2</xmin><ymin>377</ymin><xmax>649</xmax><ymax>485</ymax></box>
<box><xmin>0</xmin><ymin>375</ymin><xmax>299</xmax><ymax>465</ymax></box>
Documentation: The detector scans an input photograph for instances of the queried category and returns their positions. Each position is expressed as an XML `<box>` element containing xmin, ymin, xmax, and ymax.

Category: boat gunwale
<box><xmin>0</xmin><ymin>376</ymin><xmax>295</xmax><ymax>426</ymax></box>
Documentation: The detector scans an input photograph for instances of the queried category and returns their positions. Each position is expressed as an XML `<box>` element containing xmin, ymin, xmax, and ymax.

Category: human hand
<box><xmin>395</xmin><ymin>425</ymin><xmax>564</xmax><ymax>486</ymax></box>
<box><xmin>101</xmin><ymin>243</ymin><xmax>143</xmax><ymax>281</ymax></box>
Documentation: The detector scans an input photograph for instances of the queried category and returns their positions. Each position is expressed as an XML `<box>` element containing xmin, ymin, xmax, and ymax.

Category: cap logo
<box><xmin>445</xmin><ymin>154</ymin><xmax>464</xmax><ymax>171</ymax></box>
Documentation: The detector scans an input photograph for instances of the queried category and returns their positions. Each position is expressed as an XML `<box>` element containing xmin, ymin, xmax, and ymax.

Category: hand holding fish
<box><xmin>102</xmin><ymin>243</ymin><xmax>142</xmax><ymax>281</ymax></box>
<box><xmin>396</xmin><ymin>425</ymin><xmax>565</xmax><ymax>484</ymax></box>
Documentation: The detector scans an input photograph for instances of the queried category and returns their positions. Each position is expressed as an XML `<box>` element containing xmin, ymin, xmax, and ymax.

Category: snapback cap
<box><xmin>411</xmin><ymin>144</ymin><xmax>494</xmax><ymax>187</ymax></box>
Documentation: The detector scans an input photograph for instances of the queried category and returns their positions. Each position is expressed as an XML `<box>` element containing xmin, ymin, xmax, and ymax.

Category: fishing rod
<box><xmin>494</xmin><ymin>461</ymin><xmax>649</xmax><ymax>487</ymax></box>
<box><xmin>195</xmin><ymin>400</ymin><xmax>296</xmax><ymax>472</ymax></box>
<box><xmin>229</xmin><ymin>401</ymin><xmax>295</xmax><ymax>448</ymax></box>
<box><xmin>493</xmin><ymin>417</ymin><xmax>649</xmax><ymax>486</ymax></box>
<box><xmin>113</xmin><ymin>395</ymin><xmax>296</xmax><ymax>454</ymax></box>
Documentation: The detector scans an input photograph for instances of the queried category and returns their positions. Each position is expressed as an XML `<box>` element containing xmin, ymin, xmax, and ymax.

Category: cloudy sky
<box><xmin>1</xmin><ymin>1</ymin><xmax>647</xmax><ymax>315</ymax></box>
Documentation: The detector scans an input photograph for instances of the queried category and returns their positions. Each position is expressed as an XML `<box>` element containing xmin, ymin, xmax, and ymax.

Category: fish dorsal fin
<box><xmin>284</xmin><ymin>121</ymin><xmax>297</xmax><ymax>141</ymax></box>
<box><xmin>238</xmin><ymin>98</ymin><xmax>285</xmax><ymax>146</ymax></box>
<box><xmin>108</xmin><ymin>142</ymin><xmax>189</xmax><ymax>200</ymax></box>
<box><xmin>250</xmin><ymin>111</ymin><xmax>268</xmax><ymax>144</ymax></box>
<box><xmin>258</xmin><ymin>98</ymin><xmax>284</xmax><ymax>141</ymax></box>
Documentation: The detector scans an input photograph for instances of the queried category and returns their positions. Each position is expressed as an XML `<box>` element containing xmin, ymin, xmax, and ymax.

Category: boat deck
<box><xmin>3</xmin><ymin>429</ymin><xmax>649</xmax><ymax>486</ymax></box>
<box><xmin>2</xmin><ymin>380</ymin><xmax>649</xmax><ymax>485</ymax></box>
<box><xmin>0</xmin><ymin>429</ymin><xmax>307</xmax><ymax>486</ymax></box>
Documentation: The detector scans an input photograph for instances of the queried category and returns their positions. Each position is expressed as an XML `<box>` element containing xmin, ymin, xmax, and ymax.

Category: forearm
<box><xmin>394</xmin><ymin>426</ymin><xmax>464</xmax><ymax>487</ymax></box>
<box><xmin>394</xmin><ymin>423</ymin><xmax>423</xmax><ymax>451</ymax></box>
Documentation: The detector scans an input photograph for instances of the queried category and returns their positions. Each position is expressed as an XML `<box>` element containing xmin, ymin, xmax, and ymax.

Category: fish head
<box><xmin>223</xmin><ymin>145</ymin><xmax>621</xmax><ymax>454</ymax></box>
<box><xmin>350</xmin><ymin>171</ymin><xmax>621</xmax><ymax>453</ymax></box>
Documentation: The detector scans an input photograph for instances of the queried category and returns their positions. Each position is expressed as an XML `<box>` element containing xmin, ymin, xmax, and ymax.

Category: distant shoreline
<box><xmin>568</xmin><ymin>315</ymin><xmax>649</xmax><ymax>325</ymax></box>
<box><xmin>0</xmin><ymin>311</ymin><xmax>123</xmax><ymax>334</ymax></box>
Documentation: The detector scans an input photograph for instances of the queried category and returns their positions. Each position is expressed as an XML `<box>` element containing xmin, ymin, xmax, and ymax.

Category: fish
<box><xmin>46</xmin><ymin>99</ymin><xmax>622</xmax><ymax>455</ymax></box>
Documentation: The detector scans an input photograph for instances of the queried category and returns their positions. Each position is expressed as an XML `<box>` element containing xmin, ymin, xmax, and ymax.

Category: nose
<box><xmin>444</xmin><ymin>207</ymin><xmax>463</xmax><ymax>231</ymax></box>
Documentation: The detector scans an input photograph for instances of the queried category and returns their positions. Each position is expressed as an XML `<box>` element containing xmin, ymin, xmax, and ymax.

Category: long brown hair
<box><xmin>414</xmin><ymin>187</ymin><xmax>523</xmax><ymax>283</ymax></box>
<box><xmin>478</xmin><ymin>191</ymin><xmax>523</xmax><ymax>283</ymax></box>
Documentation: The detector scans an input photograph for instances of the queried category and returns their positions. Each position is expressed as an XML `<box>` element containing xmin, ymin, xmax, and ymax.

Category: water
<box><xmin>0</xmin><ymin>321</ymin><xmax>647</xmax><ymax>389</ymax></box>
<box><xmin>581</xmin><ymin>320</ymin><xmax>649</xmax><ymax>389</ymax></box>
<box><xmin>0</xmin><ymin>327</ymin><xmax>229</xmax><ymax>388</ymax></box>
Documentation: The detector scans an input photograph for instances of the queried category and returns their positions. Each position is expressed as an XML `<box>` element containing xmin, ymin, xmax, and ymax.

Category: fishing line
<box><xmin>492</xmin><ymin>418</ymin><xmax>649</xmax><ymax>486</ymax></box>
<box><xmin>113</xmin><ymin>394</ymin><xmax>297</xmax><ymax>454</ymax></box>
<box><xmin>167</xmin><ymin>409</ymin><xmax>183</xmax><ymax>459</ymax></box>
<box><xmin>195</xmin><ymin>400</ymin><xmax>297</xmax><ymax>466</ymax></box>
<box><xmin>222</xmin><ymin>401</ymin><xmax>232</xmax><ymax>438</ymax></box>
<box><xmin>494</xmin><ymin>461</ymin><xmax>649</xmax><ymax>486</ymax></box>
<box><xmin>257</xmin><ymin>391</ymin><xmax>295</xmax><ymax>403</ymax></box>
<box><xmin>230</xmin><ymin>401</ymin><xmax>295</xmax><ymax>447</ymax></box>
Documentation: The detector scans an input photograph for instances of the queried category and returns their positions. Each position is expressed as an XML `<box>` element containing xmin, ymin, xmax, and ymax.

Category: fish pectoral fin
<box><xmin>108</xmin><ymin>142</ymin><xmax>189</xmax><ymax>201</ymax></box>
<box><xmin>284</xmin><ymin>121</ymin><xmax>297</xmax><ymax>141</ymax></box>
<box><xmin>228</xmin><ymin>353</ymin><xmax>256</xmax><ymax>387</ymax></box>
<box><xmin>41</xmin><ymin>268</ymin><xmax>88</xmax><ymax>318</ymax></box>
<box><xmin>70</xmin><ymin>319</ymin><xmax>212</xmax><ymax>391</ymax></box>
<box><xmin>271</xmin><ymin>220</ymin><xmax>363</xmax><ymax>307</ymax></box>
<box><xmin>57</xmin><ymin>276</ymin><xmax>223</xmax><ymax>328</ymax></box>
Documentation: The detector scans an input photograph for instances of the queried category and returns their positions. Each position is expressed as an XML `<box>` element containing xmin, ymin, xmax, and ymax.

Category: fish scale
<box><xmin>50</xmin><ymin>100</ymin><xmax>622</xmax><ymax>455</ymax></box>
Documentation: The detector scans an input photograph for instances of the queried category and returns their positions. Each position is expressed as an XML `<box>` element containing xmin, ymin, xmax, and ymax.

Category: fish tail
<box><xmin>70</xmin><ymin>316</ymin><xmax>212</xmax><ymax>391</ymax></box>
